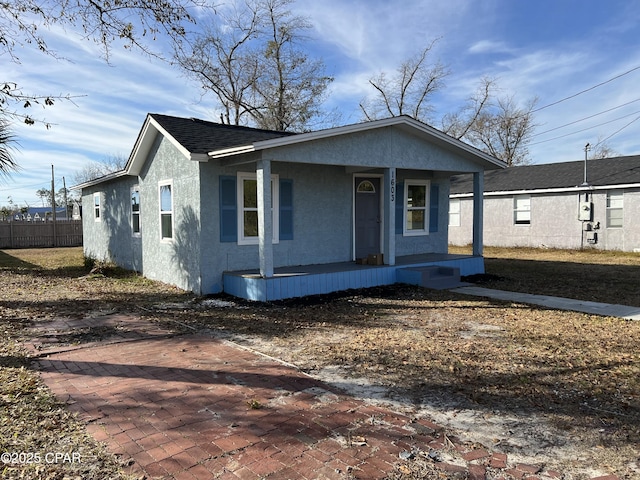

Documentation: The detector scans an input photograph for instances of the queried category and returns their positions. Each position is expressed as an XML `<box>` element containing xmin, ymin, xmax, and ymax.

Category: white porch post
<box><xmin>472</xmin><ymin>171</ymin><xmax>484</xmax><ymax>256</ymax></box>
<box><xmin>257</xmin><ymin>159</ymin><xmax>274</xmax><ymax>277</ymax></box>
<box><xmin>383</xmin><ymin>167</ymin><xmax>396</xmax><ymax>265</ymax></box>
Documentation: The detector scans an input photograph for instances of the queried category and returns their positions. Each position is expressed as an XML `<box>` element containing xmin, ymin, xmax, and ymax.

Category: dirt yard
<box><xmin>1</xmin><ymin>247</ymin><xmax>639</xmax><ymax>479</ymax></box>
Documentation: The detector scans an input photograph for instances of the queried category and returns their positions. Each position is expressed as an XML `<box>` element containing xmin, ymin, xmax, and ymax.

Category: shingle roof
<box><xmin>450</xmin><ymin>155</ymin><xmax>640</xmax><ymax>194</ymax></box>
<box><xmin>149</xmin><ymin>114</ymin><xmax>295</xmax><ymax>154</ymax></box>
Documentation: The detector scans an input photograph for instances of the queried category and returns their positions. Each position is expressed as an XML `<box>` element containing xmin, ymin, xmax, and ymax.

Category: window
<box><xmin>357</xmin><ymin>180</ymin><xmax>376</xmax><ymax>193</ymax></box>
<box><xmin>514</xmin><ymin>195</ymin><xmax>531</xmax><ymax>225</ymax></box>
<box><xmin>237</xmin><ymin>172</ymin><xmax>279</xmax><ymax>245</ymax></box>
<box><xmin>606</xmin><ymin>191</ymin><xmax>623</xmax><ymax>228</ymax></box>
<box><xmin>93</xmin><ymin>193</ymin><xmax>101</xmax><ymax>221</ymax></box>
<box><xmin>449</xmin><ymin>198</ymin><xmax>460</xmax><ymax>227</ymax></box>
<box><xmin>131</xmin><ymin>186</ymin><xmax>140</xmax><ymax>236</ymax></box>
<box><xmin>159</xmin><ymin>182</ymin><xmax>173</xmax><ymax>240</ymax></box>
<box><xmin>404</xmin><ymin>180</ymin><xmax>429</xmax><ymax>235</ymax></box>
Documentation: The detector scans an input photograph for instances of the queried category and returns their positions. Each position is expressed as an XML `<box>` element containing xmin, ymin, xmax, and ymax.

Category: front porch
<box><xmin>223</xmin><ymin>253</ymin><xmax>483</xmax><ymax>301</ymax></box>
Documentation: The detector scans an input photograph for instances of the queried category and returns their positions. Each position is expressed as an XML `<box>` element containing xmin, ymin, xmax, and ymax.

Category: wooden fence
<box><xmin>0</xmin><ymin>221</ymin><xmax>83</xmax><ymax>248</ymax></box>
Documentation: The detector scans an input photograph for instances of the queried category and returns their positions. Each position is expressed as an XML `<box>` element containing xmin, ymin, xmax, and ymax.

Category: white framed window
<box><xmin>131</xmin><ymin>186</ymin><xmax>141</xmax><ymax>236</ymax></box>
<box><xmin>404</xmin><ymin>180</ymin><xmax>429</xmax><ymax>235</ymax></box>
<box><xmin>514</xmin><ymin>195</ymin><xmax>531</xmax><ymax>225</ymax></box>
<box><xmin>93</xmin><ymin>193</ymin><xmax>101</xmax><ymax>222</ymax></box>
<box><xmin>606</xmin><ymin>191</ymin><xmax>623</xmax><ymax>228</ymax></box>
<box><xmin>159</xmin><ymin>181</ymin><xmax>173</xmax><ymax>241</ymax></box>
<box><xmin>449</xmin><ymin>198</ymin><xmax>460</xmax><ymax>227</ymax></box>
<box><xmin>237</xmin><ymin>172</ymin><xmax>279</xmax><ymax>245</ymax></box>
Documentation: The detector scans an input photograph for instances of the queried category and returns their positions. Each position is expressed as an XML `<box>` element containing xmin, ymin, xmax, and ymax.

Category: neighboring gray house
<box><xmin>76</xmin><ymin>114</ymin><xmax>504</xmax><ymax>300</ymax></box>
<box><xmin>449</xmin><ymin>155</ymin><xmax>640</xmax><ymax>252</ymax></box>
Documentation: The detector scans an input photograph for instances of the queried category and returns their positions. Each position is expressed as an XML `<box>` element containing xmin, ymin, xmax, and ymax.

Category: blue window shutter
<box><xmin>429</xmin><ymin>183</ymin><xmax>439</xmax><ymax>233</ymax></box>
<box><xmin>280</xmin><ymin>179</ymin><xmax>293</xmax><ymax>240</ymax></box>
<box><xmin>219</xmin><ymin>176</ymin><xmax>237</xmax><ymax>242</ymax></box>
<box><xmin>395</xmin><ymin>182</ymin><xmax>404</xmax><ymax>234</ymax></box>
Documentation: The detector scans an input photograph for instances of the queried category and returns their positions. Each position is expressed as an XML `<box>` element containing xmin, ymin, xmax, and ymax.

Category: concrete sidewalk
<box><xmin>451</xmin><ymin>286</ymin><xmax>640</xmax><ymax>320</ymax></box>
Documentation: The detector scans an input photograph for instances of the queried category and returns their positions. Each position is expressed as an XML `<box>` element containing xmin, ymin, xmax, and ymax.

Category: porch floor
<box><xmin>223</xmin><ymin>253</ymin><xmax>484</xmax><ymax>301</ymax></box>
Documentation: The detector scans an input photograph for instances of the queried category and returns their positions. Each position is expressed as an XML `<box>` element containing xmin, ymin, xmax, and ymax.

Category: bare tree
<box><xmin>460</xmin><ymin>95</ymin><xmax>537</xmax><ymax>166</ymax></box>
<box><xmin>589</xmin><ymin>136</ymin><xmax>620</xmax><ymax>160</ymax></box>
<box><xmin>362</xmin><ymin>46</ymin><xmax>537</xmax><ymax>166</ymax></box>
<box><xmin>360</xmin><ymin>39</ymin><xmax>449</xmax><ymax>122</ymax></box>
<box><xmin>176</xmin><ymin>2</ymin><xmax>262</xmax><ymax>126</ymax></box>
<box><xmin>1</xmin><ymin>0</ymin><xmax>214</xmax><ymax>173</ymax></box>
<box><xmin>175</xmin><ymin>0</ymin><xmax>332</xmax><ymax>131</ymax></box>
<box><xmin>443</xmin><ymin>79</ymin><xmax>538</xmax><ymax>166</ymax></box>
<box><xmin>72</xmin><ymin>153</ymin><xmax>128</xmax><ymax>184</ymax></box>
<box><xmin>250</xmin><ymin>0</ymin><xmax>332</xmax><ymax>131</ymax></box>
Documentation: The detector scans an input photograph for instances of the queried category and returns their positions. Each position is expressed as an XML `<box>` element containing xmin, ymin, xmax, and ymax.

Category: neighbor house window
<box><xmin>449</xmin><ymin>198</ymin><xmax>460</xmax><ymax>227</ymax></box>
<box><xmin>404</xmin><ymin>180</ymin><xmax>429</xmax><ymax>235</ymax></box>
<box><xmin>606</xmin><ymin>191</ymin><xmax>623</xmax><ymax>228</ymax></box>
<box><xmin>131</xmin><ymin>186</ymin><xmax>140</xmax><ymax>236</ymax></box>
<box><xmin>93</xmin><ymin>193</ymin><xmax>101</xmax><ymax>221</ymax></box>
<box><xmin>514</xmin><ymin>195</ymin><xmax>531</xmax><ymax>225</ymax></box>
<box><xmin>237</xmin><ymin>172</ymin><xmax>279</xmax><ymax>245</ymax></box>
<box><xmin>159</xmin><ymin>182</ymin><xmax>173</xmax><ymax>240</ymax></box>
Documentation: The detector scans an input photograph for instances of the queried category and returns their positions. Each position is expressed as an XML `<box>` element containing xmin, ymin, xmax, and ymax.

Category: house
<box><xmin>448</xmin><ymin>155</ymin><xmax>640</xmax><ymax>252</ymax></box>
<box><xmin>9</xmin><ymin>207</ymin><xmax>69</xmax><ymax>222</ymax></box>
<box><xmin>76</xmin><ymin>114</ymin><xmax>505</xmax><ymax>300</ymax></box>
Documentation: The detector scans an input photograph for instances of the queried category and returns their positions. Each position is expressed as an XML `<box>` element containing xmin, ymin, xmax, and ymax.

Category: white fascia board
<box><xmin>208</xmin><ymin>145</ymin><xmax>256</xmax><ymax>158</ymax></box>
<box><xmin>450</xmin><ymin>182</ymin><xmax>640</xmax><ymax>198</ymax></box>
<box><xmin>71</xmin><ymin>170</ymin><xmax>129</xmax><ymax>190</ymax></box>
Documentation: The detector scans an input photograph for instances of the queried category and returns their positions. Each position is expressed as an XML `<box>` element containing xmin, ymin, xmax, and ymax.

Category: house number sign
<box><xmin>390</xmin><ymin>170</ymin><xmax>395</xmax><ymax>203</ymax></box>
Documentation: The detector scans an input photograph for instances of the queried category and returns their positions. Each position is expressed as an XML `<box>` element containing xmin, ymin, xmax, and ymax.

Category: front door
<box><xmin>355</xmin><ymin>177</ymin><xmax>381</xmax><ymax>259</ymax></box>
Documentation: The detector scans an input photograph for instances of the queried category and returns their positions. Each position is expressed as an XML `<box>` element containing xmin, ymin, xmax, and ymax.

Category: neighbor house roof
<box><xmin>450</xmin><ymin>155</ymin><xmax>640</xmax><ymax>196</ymax></box>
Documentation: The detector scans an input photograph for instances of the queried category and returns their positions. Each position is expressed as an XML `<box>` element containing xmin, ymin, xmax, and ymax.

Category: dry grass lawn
<box><xmin>1</xmin><ymin>246</ymin><xmax>639</xmax><ymax>479</ymax></box>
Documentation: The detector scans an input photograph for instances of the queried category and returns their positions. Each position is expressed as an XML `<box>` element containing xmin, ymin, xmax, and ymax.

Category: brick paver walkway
<box><xmin>26</xmin><ymin>315</ymin><xmax>621</xmax><ymax>480</ymax></box>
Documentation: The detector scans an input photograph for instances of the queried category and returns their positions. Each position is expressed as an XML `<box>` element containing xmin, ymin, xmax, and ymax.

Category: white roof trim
<box><xmin>451</xmin><ymin>182</ymin><xmax>640</xmax><ymax>198</ymax></box>
<box><xmin>208</xmin><ymin>145</ymin><xmax>256</xmax><ymax>158</ymax></box>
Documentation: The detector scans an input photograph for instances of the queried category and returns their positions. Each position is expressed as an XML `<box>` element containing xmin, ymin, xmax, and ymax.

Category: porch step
<box><xmin>397</xmin><ymin>266</ymin><xmax>462</xmax><ymax>290</ymax></box>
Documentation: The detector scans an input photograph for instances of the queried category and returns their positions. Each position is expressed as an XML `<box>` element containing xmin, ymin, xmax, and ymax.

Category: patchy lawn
<box><xmin>1</xmin><ymin>247</ymin><xmax>639</xmax><ymax>479</ymax></box>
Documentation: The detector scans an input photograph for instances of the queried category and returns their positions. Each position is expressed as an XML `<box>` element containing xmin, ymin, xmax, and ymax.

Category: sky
<box><xmin>3</xmin><ymin>0</ymin><xmax>640</xmax><ymax>207</ymax></box>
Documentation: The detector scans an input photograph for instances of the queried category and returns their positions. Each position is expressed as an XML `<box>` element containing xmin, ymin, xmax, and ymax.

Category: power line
<box><xmin>531</xmin><ymin>64</ymin><xmax>640</xmax><ymax>114</ymax></box>
<box><xmin>528</xmin><ymin>109</ymin><xmax>640</xmax><ymax>146</ymax></box>
<box><xmin>595</xmin><ymin>113</ymin><xmax>640</xmax><ymax>146</ymax></box>
<box><xmin>532</xmin><ymin>97</ymin><xmax>640</xmax><ymax>138</ymax></box>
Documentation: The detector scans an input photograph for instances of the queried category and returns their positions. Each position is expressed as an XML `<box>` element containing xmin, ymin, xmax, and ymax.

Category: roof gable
<box><xmin>450</xmin><ymin>155</ymin><xmax>640</xmax><ymax>194</ymax></box>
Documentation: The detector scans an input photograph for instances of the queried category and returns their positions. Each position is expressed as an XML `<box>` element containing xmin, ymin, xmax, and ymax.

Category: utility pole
<box><xmin>62</xmin><ymin>177</ymin><xmax>69</xmax><ymax>220</ymax></box>
<box><xmin>51</xmin><ymin>164</ymin><xmax>57</xmax><ymax>246</ymax></box>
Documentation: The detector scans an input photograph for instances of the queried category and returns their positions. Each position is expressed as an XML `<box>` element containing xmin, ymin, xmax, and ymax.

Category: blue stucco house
<box><xmin>76</xmin><ymin>114</ymin><xmax>504</xmax><ymax>300</ymax></box>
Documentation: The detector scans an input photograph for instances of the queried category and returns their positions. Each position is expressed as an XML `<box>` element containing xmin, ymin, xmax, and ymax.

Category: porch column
<box><xmin>257</xmin><ymin>158</ymin><xmax>274</xmax><ymax>278</ymax></box>
<box><xmin>383</xmin><ymin>167</ymin><xmax>396</xmax><ymax>265</ymax></box>
<box><xmin>472</xmin><ymin>171</ymin><xmax>484</xmax><ymax>256</ymax></box>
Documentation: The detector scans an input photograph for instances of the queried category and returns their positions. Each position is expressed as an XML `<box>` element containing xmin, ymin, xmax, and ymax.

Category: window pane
<box><xmin>406</xmin><ymin>210</ymin><xmax>425</xmax><ymax>231</ymax></box>
<box><xmin>608</xmin><ymin>209</ymin><xmax>623</xmax><ymax>228</ymax></box>
<box><xmin>160</xmin><ymin>185</ymin><xmax>172</xmax><ymax>212</ymax></box>
<box><xmin>244</xmin><ymin>211</ymin><xmax>258</xmax><ymax>237</ymax></box>
<box><xmin>131</xmin><ymin>191</ymin><xmax>140</xmax><ymax>212</ymax></box>
<box><xmin>132</xmin><ymin>215</ymin><xmax>140</xmax><ymax>233</ymax></box>
<box><xmin>407</xmin><ymin>185</ymin><xmax>426</xmax><ymax>207</ymax></box>
<box><xmin>243</xmin><ymin>179</ymin><xmax>257</xmax><ymax>208</ymax></box>
<box><xmin>94</xmin><ymin>196</ymin><xmax>100</xmax><ymax>207</ymax></box>
<box><xmin>515</xmin><ymin>211</ymin><xmax>531</xmax><ymax>224</ymax></box>
<box><xmin>161</xmin><ymin>213</ymin><xmax>172</xmax><ymax>238</ymax></box>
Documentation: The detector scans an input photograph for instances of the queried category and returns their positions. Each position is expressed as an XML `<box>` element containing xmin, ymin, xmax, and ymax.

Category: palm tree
<box><xmin>0</xmin><ymin>120</ymin><xmax>18</xmax><ymax>177</ymax></box>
